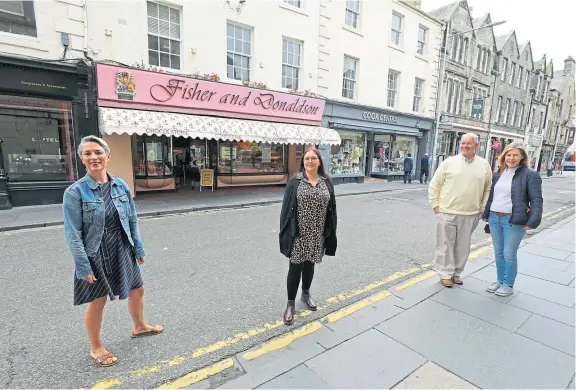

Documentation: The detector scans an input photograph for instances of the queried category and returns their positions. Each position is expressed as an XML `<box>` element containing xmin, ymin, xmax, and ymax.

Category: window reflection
<box><xmin>0</xmin><ymin>100</ymin><xmax>76</xmax><ymax>182</ymax></box>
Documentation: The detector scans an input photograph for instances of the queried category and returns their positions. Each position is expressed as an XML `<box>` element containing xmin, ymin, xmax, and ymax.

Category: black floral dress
<box><xmin>289</xmin><ymin>173</ymin><xmax>331</xmax><ymax>264</ymax></box>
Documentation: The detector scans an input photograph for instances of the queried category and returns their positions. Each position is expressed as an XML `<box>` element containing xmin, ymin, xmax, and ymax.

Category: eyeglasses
<box><xmin>304</xmin><ymin>157</ymin><xmax>319</xmax><ymax>162</ymax></box>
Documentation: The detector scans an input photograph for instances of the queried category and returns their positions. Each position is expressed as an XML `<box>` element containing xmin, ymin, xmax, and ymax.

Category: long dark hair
<box><xmin>299</xmin><ymin>146</ymin><xmax>329</xmax><ymax>179</ymax></box>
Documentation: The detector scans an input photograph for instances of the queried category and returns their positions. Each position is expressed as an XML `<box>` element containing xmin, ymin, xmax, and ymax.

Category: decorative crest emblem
<box><xmin>114</xmin><ymin>71</ymin><xmax>136</xmax><ymax>100</ymax></box>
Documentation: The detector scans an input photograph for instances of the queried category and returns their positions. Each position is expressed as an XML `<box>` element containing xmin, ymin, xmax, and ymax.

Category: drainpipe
<box><xmin>525</xmin><ymin>90</ymin><xmax>534</xmax><ymax>166</ymax></box>
<box><xmin>485</xmin><ymin>71</ymin><xmax>498</xmax><ymax>159</ymax></box>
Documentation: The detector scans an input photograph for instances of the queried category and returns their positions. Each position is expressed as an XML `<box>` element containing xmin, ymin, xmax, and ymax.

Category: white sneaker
<box><xmin>486</xmin><ymin>282</ymin><xmax>501</xmax><ymax>293</ymax></box>
<box><xmin>495</xmin><ymin>285</ymin><xmax>514</xmax><ymax>297</ymax></box>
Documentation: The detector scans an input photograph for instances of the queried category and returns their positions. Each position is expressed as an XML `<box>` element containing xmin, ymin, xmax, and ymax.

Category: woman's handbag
<box><xmin>484</xmin><ymin>223</ymin><xmax>491</xmax><ymax>234</ymax></box>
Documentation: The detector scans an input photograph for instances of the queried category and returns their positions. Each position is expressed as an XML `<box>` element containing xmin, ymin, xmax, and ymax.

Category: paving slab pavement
<box><xmin>160</xmin><ymin>216</ymin><xmax>575</xmax><ymax>389</ymax></box>
<box><xmin>0</xmin><ymin>180</ymin><xmax>426</xmax><ymax>232</ymax></box>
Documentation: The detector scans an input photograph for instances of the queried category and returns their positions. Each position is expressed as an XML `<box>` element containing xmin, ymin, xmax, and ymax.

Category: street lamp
<box><xmin>431</xmin><ymin>20</ymin><xmax>507</xmax><ymax>173</ymax></box>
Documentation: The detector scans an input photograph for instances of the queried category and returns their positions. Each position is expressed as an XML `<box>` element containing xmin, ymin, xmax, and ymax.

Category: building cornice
<box><xmin>396</xmin><ymin>0</ymin><xmax>443</xmax><ymax>26</ymax></box>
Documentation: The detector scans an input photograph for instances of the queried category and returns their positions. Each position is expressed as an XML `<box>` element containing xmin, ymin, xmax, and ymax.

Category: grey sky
<box><xmin>422</xmin><ymin>0</ymin><xmax>574</xmax><ymax>70</ymax></box>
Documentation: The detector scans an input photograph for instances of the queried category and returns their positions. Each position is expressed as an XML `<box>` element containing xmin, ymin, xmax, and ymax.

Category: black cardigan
<box><xmin>482</xmin><ymin>165</ymin><xmax>543</xmax><ymax>228</ymax></box>
<box><xmin>279</xmin><ymin>174</ymin><xmax>338</xmax><ymax>258</ymax></box>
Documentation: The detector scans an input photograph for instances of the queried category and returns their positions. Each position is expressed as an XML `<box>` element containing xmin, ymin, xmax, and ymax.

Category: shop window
<box><xmin>389</xmin><ymin>136</ymin><xmax>417</xmax><ymax>175</ymax></box>
<box><xmin>0</xmin><ymin>1</ymin><xmax>37</xmax><ymax>37</ymax></box>
<box><xmin>133</xmin><ymin>135</ymin><xmax>173</xmax><ymax>177</ymax></box>
<box><xmin>218</xmin><ymin>141</ymin><xmax>287</xmax><ymax>174</ymax></box>
<box><xmin>329</xmin><ymin>131</ymin><xmax>365</xmax><ymax>175</ymax></box>
<box><xmin>372</xmin><ymin>135</ymin><xmax>393</xmax><ymax>175</ymax></box>
<box><xmin>0</xmin><ymin>98</ymin><xmax>76</xmax><ymax>182</ymax></box>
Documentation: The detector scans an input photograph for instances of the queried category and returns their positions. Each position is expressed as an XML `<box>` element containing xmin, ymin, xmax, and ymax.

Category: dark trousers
<box><xmin>404</xmin><ymin>171</ymin><xmax>412</xmax><ymax>183</ymax></box>
<box><xmin>287</xmin><ymin>262</ymin><xmax>315</xmax><ymax>300</ymax></box>
<box><xmin>420</xmin><ymin>169</ymin><xmax>429</xmax><ymax>183</ymax></box>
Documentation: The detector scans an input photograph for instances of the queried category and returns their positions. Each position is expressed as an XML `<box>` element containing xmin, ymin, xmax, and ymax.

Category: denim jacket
<box><xmin>63</xmin><ymin>173</ymin><xmax>145</xmax><ymax>279</ymax></box>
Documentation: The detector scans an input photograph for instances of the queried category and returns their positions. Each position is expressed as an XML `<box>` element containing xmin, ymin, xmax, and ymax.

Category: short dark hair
<box><xmin>407</xmin><ymin>153</ymin><xmax>412</xmax><ymax>157</ymax></box>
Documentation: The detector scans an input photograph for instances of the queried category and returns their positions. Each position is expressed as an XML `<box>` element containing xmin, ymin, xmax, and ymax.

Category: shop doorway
<box><xmin>172</xmin><ymin>137</ymin><xmax>213</xmax><ymax>191</ymax></box>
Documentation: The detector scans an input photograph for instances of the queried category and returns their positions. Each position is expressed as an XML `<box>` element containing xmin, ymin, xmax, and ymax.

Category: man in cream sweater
<box><xmin>429</xmin><ymin>133</ymin><xmax>492</xmax><ymax>287</ymax></box>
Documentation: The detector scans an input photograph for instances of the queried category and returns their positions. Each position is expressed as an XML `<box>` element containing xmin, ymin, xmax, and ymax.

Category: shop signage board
<box><xmin>200</xmin><ymin>169</ymin><xmax>214</xmax><ymax>192</ymax></box>
<box><xmin>362</xmin><ymin>111</ymin><xmax>398</xmax><ymax>124</ymax></box>
<box><xmin>471</xmin><ymin>99</ymin><xmax>484</xmax><ymax>117</ymax></box>
<box><xmin>96</xmin><ymin>64</ymin><xmax>325</xmax><ymax>124</ymax></box>
<box><xmin>0</xmin><ymin>66</ymin><xmax>77</xmax><ymax>97</ymax></box>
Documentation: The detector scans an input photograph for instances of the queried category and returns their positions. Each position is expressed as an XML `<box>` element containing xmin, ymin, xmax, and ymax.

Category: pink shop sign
<box><xmin>96</xmin><ymin>64</ymin><xmax>325</xmax><ymax>123</ymax></box>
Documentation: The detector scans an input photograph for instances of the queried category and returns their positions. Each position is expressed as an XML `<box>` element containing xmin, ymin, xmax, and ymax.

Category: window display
<box><xmin>329</xmin><ymin>131</ymin><xmax>365</xmax><ymax>175</ymax></box>
<box><xmin>371</xmin><ymin>135</ymin><xmax>417</xmax><ymax>175</ymax></box>
<box><xmin>0</xmin><ymin>100</ymin><xmax>77</xmax><ymax>182</ymax></box>
<box><xmin>390</xmin><ymin>136</ymin><xmax>417</xmax><ymax>175</ymax></box>
<box><xmin>218</xmin><ymin>141</ymin><xmax>286</xmax><ymax>174</ymax></box>
<box><xmin>372</xmin><ymin>134</ymin><xmax>393</xmax><ymax>175</ymax></box>
<box><xmin>133</xmin><ymin>135</ymin><xmax>173</xmax><ymax>177</ymax></box>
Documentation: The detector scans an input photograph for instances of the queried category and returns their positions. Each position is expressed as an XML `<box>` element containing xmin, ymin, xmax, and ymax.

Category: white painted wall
<box><xmin>0</xmin><ymin>0</ymin><xmax>442</xmax><ymax>121</ymax></box>
<box><xmin>85</xmin><ymin>0</ymin><xmax>321</xmax><ymax>93</ymax></box>
<box><xmin>0</xmin><ymin>0</ymin><xmax>86</xmax><ymax>60</ymax></box>
<box><xmin>317</xmin><ymin>0</ymin><xmax>442</xmax><ymax>118</ymax></box>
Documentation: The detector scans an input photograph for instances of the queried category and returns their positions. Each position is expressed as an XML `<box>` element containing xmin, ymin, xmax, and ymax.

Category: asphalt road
<box><xmin>0</xmin><ymin>174</ymin><xmax>574</xmax><ymax>389</ymax></box>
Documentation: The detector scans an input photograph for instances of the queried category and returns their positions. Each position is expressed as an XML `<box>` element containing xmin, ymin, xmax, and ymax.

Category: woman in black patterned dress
<box><xmin>279</xmin><ymin>147</ymin><xmax>338</xmax><ymax>325</ymax></box>
<box><xmin>63</xmin><ymin>136</ymin><xmax>163</xmax><ymax>367</ymax></box>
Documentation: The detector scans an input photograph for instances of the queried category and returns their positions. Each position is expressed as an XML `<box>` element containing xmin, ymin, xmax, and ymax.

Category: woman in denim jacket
<box><xmin>63</xmin><ymin>136</ymin><xmax>163</xmax><ymax>367</ymax></box>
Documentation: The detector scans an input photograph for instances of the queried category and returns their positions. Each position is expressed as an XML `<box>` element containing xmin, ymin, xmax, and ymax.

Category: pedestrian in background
<box><xmin>279</xmin><ymin>147</ymin><xmax>337</xmax><ymax>325</ymax></box>
<box><xmin>547</xmin><ymin>160</ymin><xmax>554</xmax><ymax>177</ymax></box>
<box><xmin>63</xmin><ymin>136</ymin><xmax>163</xmax><ymax>368</ymax></box>
<box><xmin>428</xmin><ymin>133</ymin><xmax>492</xmax><ymax>287</ymax></box>
<box><xmin>420</xmin><ymin>153</ymin><xmax>430</xmax><ymax>184</ymax></box>
<box><xmin>482</xmin><ymin>143</ymin><xmax>543</xmax><ymax>296</ymax></box>
<box><xmin>403</xmin><ymin>153</ymin><xmax>414</xmax><ymax>183</ymax></box>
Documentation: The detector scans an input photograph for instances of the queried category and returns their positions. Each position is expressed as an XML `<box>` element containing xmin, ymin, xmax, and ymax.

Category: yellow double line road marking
<box><xmin>158</xmin><ymin>271</ymin><xmax>439</xmax><ymax>389</ymax></box>
<box><xmin>92</xmin><ymin>207</ymin><xmax>575</xmax><ymax>389</ymax></box>
<box><xmin>157</xmin><ymin>359</ymin><xmax>234</xmax><ymax>389</ymax></box>
<box><xmin>91</xmin><ymin>264</ymin><xmax>433</xmax><ymax>389</ymax></box>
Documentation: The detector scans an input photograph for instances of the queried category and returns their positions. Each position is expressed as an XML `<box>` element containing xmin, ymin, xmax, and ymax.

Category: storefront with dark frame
<box><xmin>321</xmin><ymin>101</ymin><xmax>434</xmax><ymax>184</ymax></box>
<box><xmin>0</xmin><ymin>55</ymin><xmax>97</xmax><ymax>207</ymax></box>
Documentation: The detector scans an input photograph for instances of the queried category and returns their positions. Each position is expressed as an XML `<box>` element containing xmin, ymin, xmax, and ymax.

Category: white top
<box><xmin>490</xmin><ymin>167</ymin><xmax>518</xmax><ymax>214</ymax></box>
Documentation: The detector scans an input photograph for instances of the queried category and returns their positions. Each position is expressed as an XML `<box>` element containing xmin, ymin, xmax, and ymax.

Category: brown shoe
<box><xmin>452</xmin><ymin>276</ymin><xmax>463</xmax><ymax>285</ymax></box>
<box><xmin>283</xmin><ymin>300</ymin><xmax>295</xmax><ymax>325</ymax></box>
<box><xmin>301</xmin><ymin>290</ymin><xmax>318</xmax><ymax>311</ymax></box>
<box><xmin>440</xmin><ymin>279</ymin><xmax>454</xmax><ymax>288</ymax></box>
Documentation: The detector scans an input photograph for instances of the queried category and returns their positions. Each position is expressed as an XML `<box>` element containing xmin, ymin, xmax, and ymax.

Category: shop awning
<box><xmin>98</xmin><ymin>107</ymin><xmax>341</xmax><ymax>145</ymax></box>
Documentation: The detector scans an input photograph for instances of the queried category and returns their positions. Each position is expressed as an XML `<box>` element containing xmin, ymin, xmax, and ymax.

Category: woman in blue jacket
<box><xmin>63</xmin><ymin>136</ymin><xmax>163</xmax><ymax>367</ymax></box>
<box><xmin>482</xmin><ymin>143</ymin><xmax>543</xmax><ymax>296</ymax></box>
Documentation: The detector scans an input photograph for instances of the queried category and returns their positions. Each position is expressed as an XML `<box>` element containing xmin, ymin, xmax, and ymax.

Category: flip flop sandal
<box><xmin>131</xmin><ymin>326</ymin><xmax>164</xmax><ymax>338</ymax></box>
<box><xmin>91</xmin><ymin>352</ymin><xmax>118</xmax><ymax>367</ymax></box>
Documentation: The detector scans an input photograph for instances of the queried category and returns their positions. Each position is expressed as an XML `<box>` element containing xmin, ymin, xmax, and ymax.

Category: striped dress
<box><xmin>73</xmin><ymin>181</ymin><xmax>144</xmax><ymax>305</ymax></box>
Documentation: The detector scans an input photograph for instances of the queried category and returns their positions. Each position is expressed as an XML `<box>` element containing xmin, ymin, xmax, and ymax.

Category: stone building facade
<box><xmin>548</xmin><ymin>57</ymin><xmax>576</xmax><ymax>168</ymax></box>
<box><xmin>485</xmin><ymin>31</ymin><xmax>533</xmax><ymax>168</ymax></box>
<box><xmin>524</xmin><ymin>55</ymin><xmax>553</xmax><ymax>169</ymax></box>
<box><xmin>429</xmin><ymin>1</ymin><xmax>517</xmax><ymax>165</ymax></box>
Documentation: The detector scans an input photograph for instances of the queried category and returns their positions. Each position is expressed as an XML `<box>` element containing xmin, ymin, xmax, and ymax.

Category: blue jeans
<box><xmin>488</xmin><ymin>212</ymin><xmax>525</xmax><ymax>287</ymax></box>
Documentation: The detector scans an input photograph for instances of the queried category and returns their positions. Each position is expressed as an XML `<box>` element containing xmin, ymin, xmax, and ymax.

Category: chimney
<box><xmin>564</xmin><ymin>56</ymin><xmax>575</xmax><ymax>77</ymax></box>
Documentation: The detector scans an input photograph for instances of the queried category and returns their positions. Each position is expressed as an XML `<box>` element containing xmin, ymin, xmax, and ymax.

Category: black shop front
<box><xmin>0</xmin><ymin>55</ymin><xmax>97</xmax><ymax>207</ymax></box>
